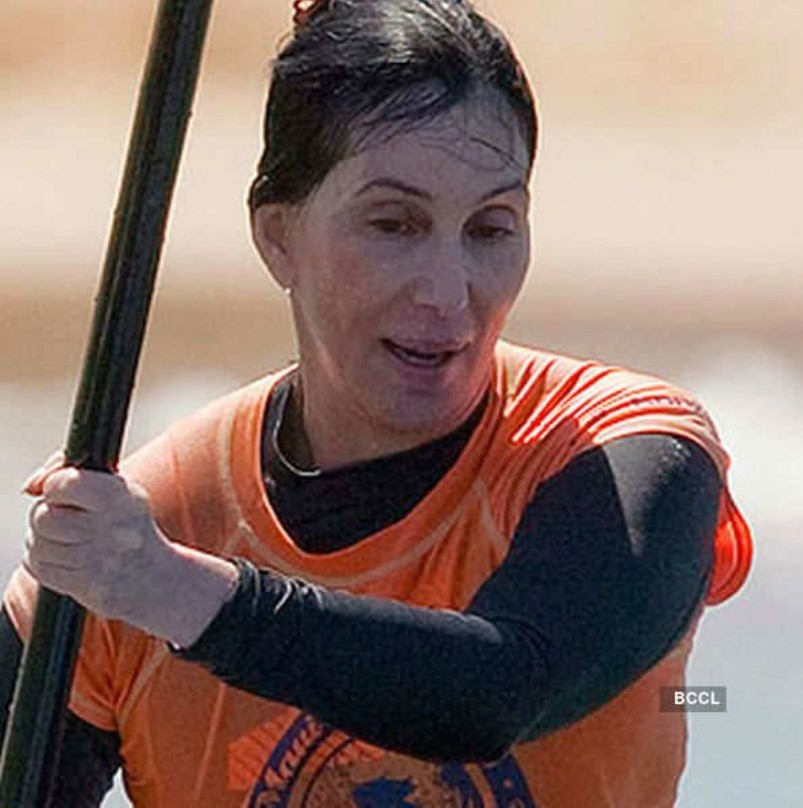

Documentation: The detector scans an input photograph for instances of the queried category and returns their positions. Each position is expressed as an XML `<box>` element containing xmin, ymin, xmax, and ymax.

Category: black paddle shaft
<box><xmin>0</xmin><ymin>1</ymin><xmax>214</xmax><ymax>804</ymax></box>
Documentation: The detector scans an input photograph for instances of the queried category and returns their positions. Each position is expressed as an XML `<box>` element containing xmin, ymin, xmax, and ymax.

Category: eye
<box><xmin>466</xmin><ymin>208</ymin><xmax>519</xmax><ymax>243</ymax></box>
<box><xmin>368</xmin><ymin>218</ymin><xmax>417</xmax><ymax>236</ymax></box>
<box><xmin>467</xmin><ymin>223</ymin><xmax>514</xmax><ymax>241</ymax></box>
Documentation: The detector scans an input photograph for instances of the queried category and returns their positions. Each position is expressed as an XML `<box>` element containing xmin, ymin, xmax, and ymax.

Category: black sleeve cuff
<box><xmin>172</xmin><ymin>557</ymin><xmax>280</xmax><ymax>675</ymax></box>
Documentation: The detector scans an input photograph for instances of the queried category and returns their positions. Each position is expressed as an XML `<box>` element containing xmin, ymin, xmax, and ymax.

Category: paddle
<box><xmin>0</xmin><ymin>1</ymin><xmax>214</xmax><ymax>804</ymax></box>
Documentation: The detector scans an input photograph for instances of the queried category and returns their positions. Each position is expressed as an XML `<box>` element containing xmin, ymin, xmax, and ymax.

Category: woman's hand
<box><xmin>25</xmin><ymin>466</ymin><xmax>174</xmax><ymax>623</ymax></box>
<box><xmin>23</xmin><ymin>462</ymin><xmax>239</xmax><ymax>648</ymax></box>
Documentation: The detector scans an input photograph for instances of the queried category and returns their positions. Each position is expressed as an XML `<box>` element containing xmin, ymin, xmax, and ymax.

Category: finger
<box><xmin>22</xmin><ymin>450</ymin><xmax>67</xmax><ymax>496</ymax></box>
<box><xmin>25</xmin><ymin>530</ymin><xmax>87</xmax><ymax>571</ymax></box>
<box><xmin>27</xmin><ymin>498</ymin><xmax>50</xmax><ymax>536</ymax></box>
<box><xmin>42</xmin><ymin>467</ymin><xmax>131</xmax><ymax>512</ymax></box>
<box><xmin>22</xmin><ymin>551</ymin><xmax>86</xmax><ymax>599</ymax></box>
<box><xmin>28</xmin><ymin>499</ymin><xmax>93</xmax><ymax>546</ymax></box>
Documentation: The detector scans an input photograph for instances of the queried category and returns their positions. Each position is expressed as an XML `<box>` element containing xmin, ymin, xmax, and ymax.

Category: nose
<box><xmin>409</xmin><ymin>242</ymin><xmax>470</xmax><ymax>315</ymax></box>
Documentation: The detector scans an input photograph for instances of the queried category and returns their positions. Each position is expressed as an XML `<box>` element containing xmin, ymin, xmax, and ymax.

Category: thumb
<box><xmin>22</xmin><ymin>450</ymin><xmax>67</xmax><ymax>496</ymax></box>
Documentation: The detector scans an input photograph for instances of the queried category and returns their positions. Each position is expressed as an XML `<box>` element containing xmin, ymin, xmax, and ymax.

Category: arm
<box><xmin>0</xmin><ymin>608</ymin><xmax>122</xmax><ymax>807</ymax></box>
<box><xmin>177</xmin><ymin>434</ymin><xmax>720</xmax><ymax>761</ymax></box>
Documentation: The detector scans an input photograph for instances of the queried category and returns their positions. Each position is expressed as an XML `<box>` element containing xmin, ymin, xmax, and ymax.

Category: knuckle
<box><xmin>127</xmin><ymin>481</ymin><xmax>152</xmax><ymax>512</ymax></box>
<box><xmin>25</xmin><ymin>533</ymin><xmax>40</xmax><ymax>561</ymax></box>
<box><xmin>21</xmin><ymin>554</ymin><xmax>39</xmax><ymax>583</ymax></box>
<box><xmin>41</xmin><ymin>466</ymin><xmax>75</xmax><ymax>497</ymax></box>
<box><xmin>100</xmin><ymin>472</ymin><xmax>132</xmax><ymax>505</ymax></box>
<box><xmin>23</xmin><ymin>551</ymin><xmax>49</xmax><ymax>588</ymax></box>
<box><xmin>126</xmin><ymin>478</ymin><xmax>148</xmax><ymax>500</ymax></box>
<box><xmin>28</xmin><ymin>498</ymin><xmax>48</xmax><ymax>531</ymax></box>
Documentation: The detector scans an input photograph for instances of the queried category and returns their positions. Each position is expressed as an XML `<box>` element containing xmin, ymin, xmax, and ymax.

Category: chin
<box><xmin>376</xmin><ymin>389</ymin><xmax>480</xmax><ymax>443</ymax></box>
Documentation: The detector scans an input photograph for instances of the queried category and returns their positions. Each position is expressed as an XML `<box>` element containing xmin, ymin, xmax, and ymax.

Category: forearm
<box><xmin>178</xmin><ymin>560</ymin><xmax>544</xmax><ymax>762</ymax></box>
<box><xmin>177</xmin><ymin>435</ymin><xmax>719</xmax><ymax>762</ymax></box>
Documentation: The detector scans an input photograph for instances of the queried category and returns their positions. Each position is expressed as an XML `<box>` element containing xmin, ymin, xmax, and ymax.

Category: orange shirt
<box><xmin>5</xmin><ymin>341</ymin><xmax>751</xmax><ymax>807</ymax></box>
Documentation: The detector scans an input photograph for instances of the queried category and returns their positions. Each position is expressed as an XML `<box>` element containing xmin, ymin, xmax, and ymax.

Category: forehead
<box><xmin>318</xmin><ymin>92</ymin><xmax>531</xmax><ymax>201</ymax></box>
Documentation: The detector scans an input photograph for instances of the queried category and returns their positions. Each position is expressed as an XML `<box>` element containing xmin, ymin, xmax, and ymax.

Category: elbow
<box><xmin>437</xmin><ymin>725</ymin><xmax>520</xmax><ymax>764</ymax></box>
<box><xmin>417</xmin><ymin>639</ymin><xmax>547</xmax><ymax>762</ymax></box>
<box><xmin>456</xmin><ymin>708</ymin><xmax>524</xmax><ymax>763</ymax></box>
<box><xmin>465</xmin><ymin>731</ymin><xmax>518</xmax><ymax>764</ymax></box>
<box><xmin>408</xmin><ymin>707</ymin><xmax>524</xmax><ymax>764</ymax></box>
<box><xmin>317</xmin><ymin>694</ymin><xmax>527</xmax><ymax>764</ymax></box>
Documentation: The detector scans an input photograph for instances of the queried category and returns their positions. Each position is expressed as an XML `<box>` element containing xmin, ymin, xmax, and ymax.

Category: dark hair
<box><xmin>248</xmin><ymin>0</ymin><xmax>538</xmax><ymax>210</ymax></box>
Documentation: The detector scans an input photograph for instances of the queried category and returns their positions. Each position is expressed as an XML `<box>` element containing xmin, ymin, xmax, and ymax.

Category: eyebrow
<box><xmin>355</xmin><ymin>177</ymin><xmax>528</xmax><ymax>203</ymax></box>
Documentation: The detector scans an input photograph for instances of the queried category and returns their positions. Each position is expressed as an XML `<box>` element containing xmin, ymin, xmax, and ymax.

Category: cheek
<box><xmin>294</xmin><ymin>244</ymin><xmax>394</xmax><ymax>351</ymax></box>
<box><xmin>472</xmin><ymin>247</ymin><xmax>529</xmax><ymax>317</ymax></box>
<box><xmin>322</xmin><ymin>238</ymin><xmax>408</xmax><ymax>313</ymax></box>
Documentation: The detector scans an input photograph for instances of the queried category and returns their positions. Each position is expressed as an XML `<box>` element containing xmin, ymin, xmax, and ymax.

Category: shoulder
<box><xmin>490</xmin><ymin>341</ymin><xmax>752</xmax><ymax>606</ymax></box>
<box><xmin>493</xmin><ymin>339</ymin><xmax>725</xmax><ymax>474</ymax></box>
<box><xmin>477</xmin><ymin>341</ymin><xmax>724</xmax><ymax>535</ymax></box>
<box><xmin>496</xmin><ymin>339</ymin><xmax>703</xmax><ymax>414</ymax></box>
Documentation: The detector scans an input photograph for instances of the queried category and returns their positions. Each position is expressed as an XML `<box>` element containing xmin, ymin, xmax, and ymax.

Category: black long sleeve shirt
<box><xmin>0</xmin><ymin>399</ymin><xmax>720</xmax><ymax>802</ymax></box>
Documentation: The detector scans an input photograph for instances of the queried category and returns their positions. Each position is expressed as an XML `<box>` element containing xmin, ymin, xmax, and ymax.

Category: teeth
<box><xmin>386</xmin><ymin>341</ymin><xmax>450</xmax><ymax>367</ymax></box>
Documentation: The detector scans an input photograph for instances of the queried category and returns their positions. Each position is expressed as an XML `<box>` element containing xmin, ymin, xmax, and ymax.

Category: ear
<box><xmin>250</xmin><ymin>204</ymin><xmax>297</xmax><ymax>289</ymax></box>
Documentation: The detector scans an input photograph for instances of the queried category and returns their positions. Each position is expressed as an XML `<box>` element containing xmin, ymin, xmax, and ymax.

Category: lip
<box><xmin>381</xmin><ymin>337</ymin><xmax>470</xmax><ymax>370</ymax></box>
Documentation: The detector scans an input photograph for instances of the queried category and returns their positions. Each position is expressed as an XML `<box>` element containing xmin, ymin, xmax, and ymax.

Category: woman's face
<box><xmin>253</xmin><ymin>93</ymin><xmax>532</xmax><ymax>465</ymax></box>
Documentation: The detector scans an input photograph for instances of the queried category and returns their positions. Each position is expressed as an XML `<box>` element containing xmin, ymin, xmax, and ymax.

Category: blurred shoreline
<box><xmin>3</xmin><ymin>282</ymin><xmax>801</xmax><ymax>384</ymax></box>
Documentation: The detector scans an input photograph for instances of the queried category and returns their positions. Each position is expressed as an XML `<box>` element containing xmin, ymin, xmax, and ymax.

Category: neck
<box><xmin>282</xmin><ymin>370</ymin><xmax>482</xmax><ymax>471</ymax></box>
<box><xmin>275</xmin><ymin>376</ymin><xmax>317</xmax><ymax>470</ymax></box>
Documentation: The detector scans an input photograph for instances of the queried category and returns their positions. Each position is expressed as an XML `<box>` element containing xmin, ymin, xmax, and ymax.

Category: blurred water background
<box><xmin>1</xmin><ymin>1</ymin><xmax>801</xmax><ymax>805</ymax></box>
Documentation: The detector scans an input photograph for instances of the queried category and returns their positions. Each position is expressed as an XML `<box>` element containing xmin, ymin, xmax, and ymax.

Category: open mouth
<box><xmin>382</xmin><ymin>339</ymin><xmax>462</xmax><ymax>368</ymax></box>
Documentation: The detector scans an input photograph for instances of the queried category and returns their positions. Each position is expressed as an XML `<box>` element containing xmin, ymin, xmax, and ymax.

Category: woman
<box><xmin>2</xmin><ymin>0</ymin><xmax>751</xmax><ymax>805</ymax></box>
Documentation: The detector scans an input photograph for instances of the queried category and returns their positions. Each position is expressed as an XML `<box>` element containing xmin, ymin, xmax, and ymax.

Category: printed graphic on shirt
<box><xmin>231</xmin><ymin>713</ymin><xmax>536</xmax><ymax>807</ymax></box>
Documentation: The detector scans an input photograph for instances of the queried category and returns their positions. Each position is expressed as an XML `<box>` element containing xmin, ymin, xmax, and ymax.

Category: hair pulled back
<box><xmin>248</xmin><ymin>0</ymin><xmax>538</xmax><ymax>210</ymax></box>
